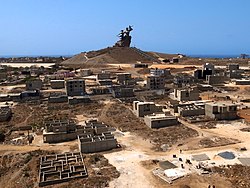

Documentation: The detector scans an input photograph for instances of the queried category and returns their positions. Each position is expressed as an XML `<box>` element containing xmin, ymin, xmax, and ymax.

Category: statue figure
<box><xmin>118</xmin><ymin>30</ymin><xmax>125</xmax><ymax>40</ymax></box>
<box><xmin>115</xmin><ymin>25</ymin><xmax>133</xmax><ymax>47</ymax></box>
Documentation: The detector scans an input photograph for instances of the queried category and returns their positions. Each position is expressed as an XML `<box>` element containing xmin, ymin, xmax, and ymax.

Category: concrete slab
<box><xmin>159</xmin><ymin>160</ymin><xmax>177</xmax><ymax>170</ymax></box>
<box><xmin>238</xmin><ymin>158</ymin><xmax>250</xmax><ymax>166</ymax></box>
<box><xmin>191</xmin><ymin>154</ymin><xmax>210</xmax><ymax>161</ymax></box>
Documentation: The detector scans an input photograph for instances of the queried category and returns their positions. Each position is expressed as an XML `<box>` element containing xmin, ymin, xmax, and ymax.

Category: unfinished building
<box><xmin>43</xmin><ymin>119</ymin><xmax>112</xmax><ymax>144</ymax></box>
<box><xmin>150</xmin><ymin>68</ymin><xmax>171</xmax><ymax>77</ymax></box>
<box><xmin>133</xmin><ymin>101</ymin><xmax>164</xmax><ymax>117</ymax></box>
<box><xmin>171</xmin><ymin>87</ymin><xmax>200</xmax><ymax>102</ymax></box>
<box><xmin>112</xmin><ymin>87</ymin><xmax>134</xmax><ymax>98</ymax></box>
<box><xmin>144</xmin><ymin>113</ymin><xmax>178</xmax><ymax>128</ymax></box>
<box><xmin>232</xmin><ymin>79</ymin><xmax>250</xmax><ymax>85</ymax></box>
<box><xmin>206</xmin><ymin>75</ymin><xmax>228</xmax><ymax>85</ymax></box>
<box><xmin>38</xmin><ymin>152</ymin><xmax>88</xmax><ymax>187</ymax></box>
<box><xmin>116</xmin><ymin>73</ymin><xmax>132</xmax><ymax>85</ymax></box>
<box><xmin>174</xmin><ymin>75</ymin><xmax>194</xmax><ymax>86</ymax></box>
<box><xmin>97</xmin><ymin>71</ymin><xmax>111</xmax><ymax>80</ymax></box>
<box><xmin>50</xmin><ymin>80</ymin><xmax>65</xmax><ymax>89</ymax></box>
<box><xmin>26</xmin><ymin>79</ymin><xmax>43</xmax><ymax>90</ymax></box>
<box><xmin>65</xmin><ymin>78</ymin><xmax>86</xmax><ymax>96</ymax></box>
<box><xmin>205</xmin><ymin>102</ymin><xmax>238</xmax><ymax>120</ymax></box>
<box><xmin>79</xmin><ymin>69</ymin><xmax>92</xmax><ymax>77</ymax></box>
<box><xmin>77</xmin><ymin>119</ymin><xmax>117</xmax><ymax>153</ymax></box>
<box><xmin>68</xmin><ymin>96</ymin><xmax>91</xmax><ymax>105</ymax></box>
<box><xmin>43</xmin><ymin>119</ymin><xmax>79</xmax><ymax>143</ymax></box>
<box><xmin>146</xmin><ymin>75</ymin><xmax>165</xmax><ymax>90</ymax></box>
<box><xmin>48</xmin><ymin>93</ymin><xmax>68</xmax><ymax>103</ymax></box>
<box><xmin>177</xmin><ymin>103</ymin><xmax>205</xmax><ymax>117</ymax></box>
<box><xmin>78</xmin><ymin>132</ymin><xmax>117</xmax><ymax>153</ymax></box>
<box><xmin>0</xmin><ymin>106</ymin><xmax>12</xmax><ymax>122</ymax></box>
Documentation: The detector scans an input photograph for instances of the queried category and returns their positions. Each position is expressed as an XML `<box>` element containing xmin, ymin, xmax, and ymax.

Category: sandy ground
<box><xmin>104</xmin><ymin>119</ymin><xmax>250</xmax><ymax>188</ymax></box>
<box><xmin>0</xmin><ymin>63</ymin><xmax>55</xmax><ymax>68</ymax></box>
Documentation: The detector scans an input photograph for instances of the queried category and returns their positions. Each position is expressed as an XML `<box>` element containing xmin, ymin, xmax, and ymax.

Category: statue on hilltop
<box><xmin>115</xmin><ymin>25</ymin><xmax>133</xmax><ymax>47</ymax></box>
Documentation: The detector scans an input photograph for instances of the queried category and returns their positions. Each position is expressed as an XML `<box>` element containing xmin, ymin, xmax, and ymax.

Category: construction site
<box><xmin>0</xmin><ymin>26</ymin><xmax>250</xmax><ymax>188</ymax></box>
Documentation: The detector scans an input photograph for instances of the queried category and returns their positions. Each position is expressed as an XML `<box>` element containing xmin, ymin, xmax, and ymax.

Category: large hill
<box><xmin>61</xmin><ymin>47</ymin><xmax>161</xmax><ymax>68</ymax></box>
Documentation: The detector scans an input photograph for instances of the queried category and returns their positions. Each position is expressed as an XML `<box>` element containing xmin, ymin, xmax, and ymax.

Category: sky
<box><xmin>0</xmin><ymin>0</ymin><xmax>250</xmax><ymax>56</ymax></box>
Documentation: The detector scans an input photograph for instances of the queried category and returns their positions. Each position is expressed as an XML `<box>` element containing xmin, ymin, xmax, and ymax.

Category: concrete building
<box><xmin>90</xmin><ymin>86</ymin><xmax>111</xmax><ymax>95</ymax></box>
<box><xmin>174</xmin><ymin>75</ymin><xmax>194</xmax><ymax>86</ymax></box>
<box><xmin>133</xmin><ymin>63</ymin><xmax>148</xmax><ymax>68</ymax></box>
<box><xmin>0</xmin><ymin>106</ymin><xmax>12</xmax><ymax>122</ymax></box>
<box><xmin>65</xmin><ymin>78</ymin><xmax>85</xmax><ymax>96</ymax></box>
<box><xmin>133</xmin><ymin>101</ymin><xmax>164</xmax><ymax>117</ymax></box>
<box><xmin>50</xmin><ymin>80</ymin><xmax>65</xmax><ymax>89</ymax></box>
<box><xmin>206</xmin><ymin>75</ymin><xmax>228</xmax><ymax>85</ymax></box>
<box><xmin>194</xmin><ymin>69</ymin><xmax>213</xmax><ymax>80</ymax></box>
<box><xmin>26</xmin><ymin>79</ymin><xmax>43</xmax><ymax>90</ymax></box>
<box><xmin>43</xmin><ymin>119</ymin><xmax>111</xmax><ymax>144</ymax></box>
<box><xmin>68</xmin><ymin>96</ymin><xmax>91</xmax><ymax>105</ymax></box>
<box><xmin>97</xmin><ymin>71</ymin><xmax>111</xmax><ymax>80</ymax></box>
<box><xmin>150</xmin><ymin>68</ymin><xmax>171</xmax><ymax>77</ymax></box>
<box><xmin>98</xmin><ymin>79</ymin><xmax>113</xmax><ymax>86</ymax></box>
<box><xmin>116</xmin><ymin>73</ymin><xmax>132</xmax><ymax>85</ymax></box>
<box><xmin>172</xmin><ymin>87</ymin><xmax>200</xmax><ymax>102</ymax></box>
<box><xmin>0</xmin><ymin>72</ymin><xmax>7</xmax><ymax>81</ymax></box>
<box><xmin>38</xmin><ymin>152</ymin><xmax>88</xmax><ymax>187</ymax></box>
<box><xmin>146</xmin><ymin>76</ymin><xmax>165</xmax><ymax>90</ymax></box>
<box><xmin>232</xmin><ymin>79</ymin><xmax>250</xmax><ymax>85</ymax></box>
<box><xmin>226</xmin><ymin>64</ymin><xmax>242</xmax><ymax>79</ymax></box>
<box><xmin>203</xmin><ymin>63</ymin><xmax>215</xmax><ymax>74</ymax></box>
<box><xmin>20</xmin><ymin>90</ymin><xmax>40</xmax><ymax>100</ymax></box>
<box><xmin>227</xmin><ymin>64</ymin><xmax>239</xmax><ymax>71</ymax></box>
<box><xmin>177</xmin><ymin>104</ymin><xmax>205</xmax><ymax>117</ymax></box>
<box><xmin>79</xmin><ymin>69</ymin><xmax>92</xmax><ymax>77</ymax></box>
<box><xmin>205</xmin><ymin>102</ymin><xmax>237</xmax><ymax>120</ymax></box>
<box><xmin>112</xmin><ymin>87</ymin><xmax>134</xmax><ymax>98</ymax></box>
<box><xmin>78</xmin><ymin>132</ymin><xmax>117</xmax><ymax>153</ymax></box>
<box><xmin>144</xmin><ymin>113</ymin><xmax>178</xmax><ymax>128</ymax></box>
<box><xmin>48</xmin><ymin>93</ymin><xmax>68</xmax><ymax>103</ymax></box>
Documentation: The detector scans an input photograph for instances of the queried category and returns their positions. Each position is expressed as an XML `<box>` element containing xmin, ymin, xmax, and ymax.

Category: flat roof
<box><xmin>238</xmin><ymin>158</ymin><xmax>250</xmax><ymax>166</ymax></box>
<box><xmin>192</xmin><ymin>154</ymin><xmax>210</xmax><ymax>161</ymax></box>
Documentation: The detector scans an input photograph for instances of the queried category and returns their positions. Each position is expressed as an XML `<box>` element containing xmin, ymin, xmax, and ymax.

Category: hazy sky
<box><xmin>1</xmin><ymin>0</ymin><xmax>250</xmax><ymax>56</ymax></box>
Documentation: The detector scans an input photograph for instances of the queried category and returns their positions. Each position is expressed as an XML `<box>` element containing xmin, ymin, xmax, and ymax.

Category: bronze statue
<box><xmin>115</xmin><ymin>25</ymin><xmax>133</xmax><ymax>47</ymax></box>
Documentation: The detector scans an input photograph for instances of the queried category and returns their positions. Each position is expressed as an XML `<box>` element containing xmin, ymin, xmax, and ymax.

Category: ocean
<box><xmin>188</xmin><ymin>55</ymin><xmax>240</xmax><ymax>59</ymax></box>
